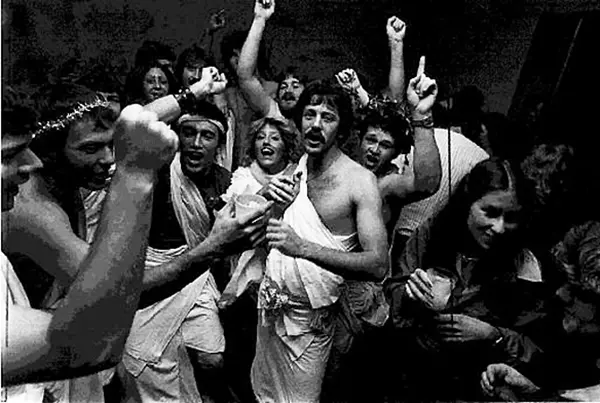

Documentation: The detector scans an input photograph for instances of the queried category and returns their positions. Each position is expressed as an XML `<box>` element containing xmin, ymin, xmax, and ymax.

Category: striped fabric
<box><xmin>392</xmin><ymin>128</ymin><xmax>489</xmax><ymax>237</ymax></box>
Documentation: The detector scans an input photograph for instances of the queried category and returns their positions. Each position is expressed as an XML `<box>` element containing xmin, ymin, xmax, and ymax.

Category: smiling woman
<box><xmin>385</xmin><ymin>157</ymin><xmax>544</xmax><ymax>401</ymax></box>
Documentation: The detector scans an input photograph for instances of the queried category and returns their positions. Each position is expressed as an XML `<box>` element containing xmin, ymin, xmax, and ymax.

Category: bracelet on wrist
<box><xmin>411</xmin><ymin>115</ymin><xmax>434</xmax><ymax>129</ymax></box>
<box><xmin>174</xmin><ymin>87</ymin><xmax>197</xmax><ymax>114</ymax></box>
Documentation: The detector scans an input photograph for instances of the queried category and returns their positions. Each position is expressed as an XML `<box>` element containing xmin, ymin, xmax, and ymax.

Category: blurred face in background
<box><xmin>278</xmin><ymin>75</ymin><xmax>304</xmax><ymax>112</ymax></box>
<box><xmin>143</xmin><ymin>67</ymin><xmax>169</xmax><ymax>103</ymax></box>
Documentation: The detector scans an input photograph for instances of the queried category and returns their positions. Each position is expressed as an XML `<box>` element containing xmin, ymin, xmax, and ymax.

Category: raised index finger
<box><xmin>417</xmin><ymin>56</ymin><xmax>426</xmax><ymax>77</ymax></box>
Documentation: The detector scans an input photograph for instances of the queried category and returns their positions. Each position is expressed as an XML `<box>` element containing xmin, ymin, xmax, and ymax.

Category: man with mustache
<box><xmin>247</xmin><ymin>77</ymin><xmax>390</xmax><ymax>402</ymax></box>
<box><xmin>237</xmin><ymin>0</ymin><xmax>307</xmax><ymax>123</ymax></box>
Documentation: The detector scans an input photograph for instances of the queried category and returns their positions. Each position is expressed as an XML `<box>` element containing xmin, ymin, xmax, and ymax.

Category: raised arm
<box><xmin>145</xmin><ymin>66</ymin><xmax>228</xmax><ymax>123</ymax></box>
<box><xmin>237</xmin><ymin>0</ymin><xmax>277</xmax><ymax>117</ymax></box>
<box><xmin>4</xmin><ymin>68</ymin><xmax>229</xmax><ymax>292</ymax></box>
<box><xmin>335</xmin><ymin>68</ymin><xmax>371</xmax><ymax>108</ymax></box>
<box><xmin>267</xmin><ymin>169</ymin><xmax>389</xmax><ymax>281</ymax></box>
<box><xmin>2</xmin><ymin>105</ymin><xmax>178</xmax><ymax>386</ymax></box>
<box><xmin>381</xmin><ymin>56</ymin><xmax>441</xmax><ymax>203</ymax></box>
<box><xmin>196</xmin><ymin>9</ymin><xmax>226</xmax><ymax>59</ymax></box>
<box><xmin>386</xmin><ymin>16</ymin><xmax>406</xmax><ymax>102</ymax></box>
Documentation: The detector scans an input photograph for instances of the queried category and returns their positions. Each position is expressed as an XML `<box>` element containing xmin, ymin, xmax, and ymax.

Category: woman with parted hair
<box><xmin>385</xmin><ymin>157</ymin><xmax>546</xmax><ymax>401</ymax></box>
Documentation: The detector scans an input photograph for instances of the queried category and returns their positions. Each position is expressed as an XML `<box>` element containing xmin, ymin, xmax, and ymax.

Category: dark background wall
<box><xmin>2</xmin><ymin>0</ymin><xmax>599</xmax><ymax>114</ymax></box>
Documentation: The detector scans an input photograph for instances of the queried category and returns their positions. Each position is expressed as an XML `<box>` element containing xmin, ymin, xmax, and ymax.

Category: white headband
<box><xmin>177</xmin><ymin>114</ymin><xmax>225</xmax><ymax>134</ymax></box>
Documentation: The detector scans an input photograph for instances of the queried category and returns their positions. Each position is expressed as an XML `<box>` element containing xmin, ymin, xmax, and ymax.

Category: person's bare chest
<box><xmin>306</xmin><ymin>172</ymin><xmax>355</xmax><ymax>236</ymax></box>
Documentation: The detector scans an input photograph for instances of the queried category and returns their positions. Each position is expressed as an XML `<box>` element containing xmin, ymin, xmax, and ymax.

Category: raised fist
<box><xmin>209</xmin><ymin>9</ymin><xmax>226</xmax><ymax>33</ymax></box>
<box><xmin>114</xmin><ymin>105</ymin><xmax>179</xmax><ymax>172</ymax></box>
<box><xmin>386</xmin><ymin>16</ymin><xmax>406</xmax><ymax>45</ymax></box>
<box><xmin>190</xmin><ymin>66</ymin><xmax>228</xmax><ymax>98</ymax></box>
<box><xmin>335</xmin><ymin>68</ymin><xmax>363</xmax><ymax>94</ymax></box>
<box><xmin>254</xmin><ymin>0</ymin><xmax>275</xmax><ymax>20</ymax></box>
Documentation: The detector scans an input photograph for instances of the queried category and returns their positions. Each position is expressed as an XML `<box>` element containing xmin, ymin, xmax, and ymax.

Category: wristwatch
<box><xmin>411</xmin><ymin>115</ymin><xmax>434</xmax><ymax>129</ymax></box>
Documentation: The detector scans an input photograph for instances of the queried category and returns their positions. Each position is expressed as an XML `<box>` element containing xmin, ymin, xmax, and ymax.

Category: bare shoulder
<box><xmin>337</xmin><ymin>155</ymin><xmax>380</xmax><ymax>199</ymax></box>
<box><xmin>10</xmin><ymin>174</ymin><xmax>69</xmax><ymax>222</ymax></box>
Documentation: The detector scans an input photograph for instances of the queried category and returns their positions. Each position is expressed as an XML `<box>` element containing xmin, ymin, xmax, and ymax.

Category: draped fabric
<box><xmin>251</xmin><ymin>154</ymin><xmax>357</xmax><ymax>403</ymax></box>
<box><xmin>219</xmin><ymin>163</ymin><xmax>296</xmax><ymax>308</ymax></box>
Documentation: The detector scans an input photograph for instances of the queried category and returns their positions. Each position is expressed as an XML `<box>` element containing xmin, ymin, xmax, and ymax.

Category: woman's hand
<box><xmin>435</xmin><ymin>314</ymin><xmax>499</xmax><ymax>343</ymax></box>
<box><xmin>405</xmin><ymin>268</ymin><xmax>435</xmax><ymax>308</ymax></box>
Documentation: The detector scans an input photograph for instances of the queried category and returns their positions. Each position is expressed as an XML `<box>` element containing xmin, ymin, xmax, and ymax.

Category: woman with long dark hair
<box><xmin>386</xmin><ymin>157</ymin><xmax>544</xmax><ymax>401</ymax></box>
<box><xmin>124</xmin><ymin>61</ymin><xmax>178</xmax><ymax>106</ymax></box>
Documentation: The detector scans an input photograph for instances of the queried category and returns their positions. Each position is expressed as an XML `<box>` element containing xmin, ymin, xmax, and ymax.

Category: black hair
<box><xmin>134</xmin><ymin>40</ymin><xmax>176</xmax><ymax>67</ymax></box>
<box><xmin>172</xmin><ymin>100</ymin><xmax>229</xmax><ymax>146</ymax></box>
<box><xmin>220</xmin><ymin>29</ymin><xmax>271</xmax><ymax>79</ymax></box>
<box><xmin>275</xmin><ymin>66</ymin><xmax>309</xmax><ymax>91</ymax></box>
<box><xmin>124</xmin><ymin>61</ymin><xmax>178</xmax><ymax>105</ymax></box>
<box><xmin>175</xmin><ymin>45</ymin><xmax>216</xmax><ymax>85</ymax></box>
<box><xmin>75</xmin><ymin>64</ymin><xmax>124</xmax><ymax>103</ymax></box>
<box><xmin>29</xmin><ymin>82</ymin><xmax>117</xmax><ymax>169</ymax></box>
<box><xmin>2</xmin><ymin>83</ymin><xmax>40</xmax><ymax>138</ymax></box>
<box><xmin>293</xmin><ymin>79</ymin><xmax>353</xmax><ymax>145</ymax></box>
<box><xmin>241</xmin><ymin>116</ymin><xmax>302</xmax><ymax>167</ymax></box>
<box><xmin>422</xmin><ymin>157</ymin><xmax>533</xmax><ymax>283</ymax></box>
<box><xmin>357</xmin><ymin>104</ymin><xmax>412</xmax><ymax>157</ymax></box>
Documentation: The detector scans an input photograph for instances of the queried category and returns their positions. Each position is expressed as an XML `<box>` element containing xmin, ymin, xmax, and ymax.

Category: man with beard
<box><xmin>1</xmin><ymin>87</ymin><xmax>178</xmax><ymax>400</ymax></box>
<box><xmin>237</xmin><ymin>0</ymin><xmax>307</xmax><ymax>123</ymax></box>
<box><xmin>481</xmin><ymin>221</ymin><xmax>600</xmax><ymax>402</ymax></box>
<box><xmin>248</xmin><ymin>78</ymin><xmax>388</xmax><ymax>402</ymax></box>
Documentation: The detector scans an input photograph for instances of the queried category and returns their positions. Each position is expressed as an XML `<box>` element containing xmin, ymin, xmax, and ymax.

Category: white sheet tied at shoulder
<box><xmin>265</xmin><ymin>154</ymin><xmax>358</xmax><ymax>311</ymax></box>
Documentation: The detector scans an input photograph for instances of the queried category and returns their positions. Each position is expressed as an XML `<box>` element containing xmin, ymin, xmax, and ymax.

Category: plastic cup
<box><xmin>235</xmin><ymin>194</ymin><xmax>268</xmax><ymax>221</ymax></box>
<box><xmin>426</xmin><ymin>268</ymin><xmax>454</xmax><ymax>311</ymax></box>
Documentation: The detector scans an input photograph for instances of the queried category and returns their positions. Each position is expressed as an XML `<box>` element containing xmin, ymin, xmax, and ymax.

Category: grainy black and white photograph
<box><xmin>1</xmin><ymin>0</ymin><xmax>599</xmax><ymax>401</ymax></box>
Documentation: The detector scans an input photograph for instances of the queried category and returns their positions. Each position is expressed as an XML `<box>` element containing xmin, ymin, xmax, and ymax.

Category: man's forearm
<box><xmin>299</xmin><ymin>241</ymin><xmax>387</xmax><ymax>281</ymax></box>
<box><xmin>411</xmin><ymin>126</ymin><xmax>441</xmax><ymax>196</ymax></box>
<box><xmin>388</xmin><ymin>44</ymin><xmax>405</xmax><ymax>101</ymax></box>
<box><xmin>48</xmin><ymin>169</ymin><xmax>156</xmax><ymax>369</ymax></box>
<box><xmin>237</xmin><ymin>17</ymin><xmax>266</xmax><ymax>80</ymax></box>
<box><xmin>138</xmin><ymin>237</ymin><xmax>222</xmax><ymax>307</ymax></box>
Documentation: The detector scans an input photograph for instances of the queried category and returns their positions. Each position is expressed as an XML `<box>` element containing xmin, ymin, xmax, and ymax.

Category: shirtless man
<box><xmin>1</xmin><ymin>93</ymin><xmax>177</xmax><ymax>398</ymax></box>
<box><xmin>249</xmin><ymin>79</ymin><xmax>388</xmax><ymax>402</ymax></box>
<box><xmin>336</xmin><ymin>57</ymin><xmax>441</xmax><ymax>236</ymax></box>
<box><xmin>3</xmin><ymin>69</ymin><xmax>270</xmax><ymax>400</ymax></box>
<box><xmin>237</xmin><ymin>0</ymin><xmax>307</xmax><ymax>121</ymax></box>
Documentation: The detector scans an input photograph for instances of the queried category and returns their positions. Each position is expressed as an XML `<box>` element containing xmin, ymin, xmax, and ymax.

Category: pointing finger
<box><xmin>417</xmin><ymin>55</ymin><xmax>426</xmax><ymax>78</ymax></box>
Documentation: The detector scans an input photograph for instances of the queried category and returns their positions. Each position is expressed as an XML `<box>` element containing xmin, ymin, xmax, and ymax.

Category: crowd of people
<box><xmin>2</xmin><ymin>1</ymin><xmax>599</xmax><ymax>402</ymax></box>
